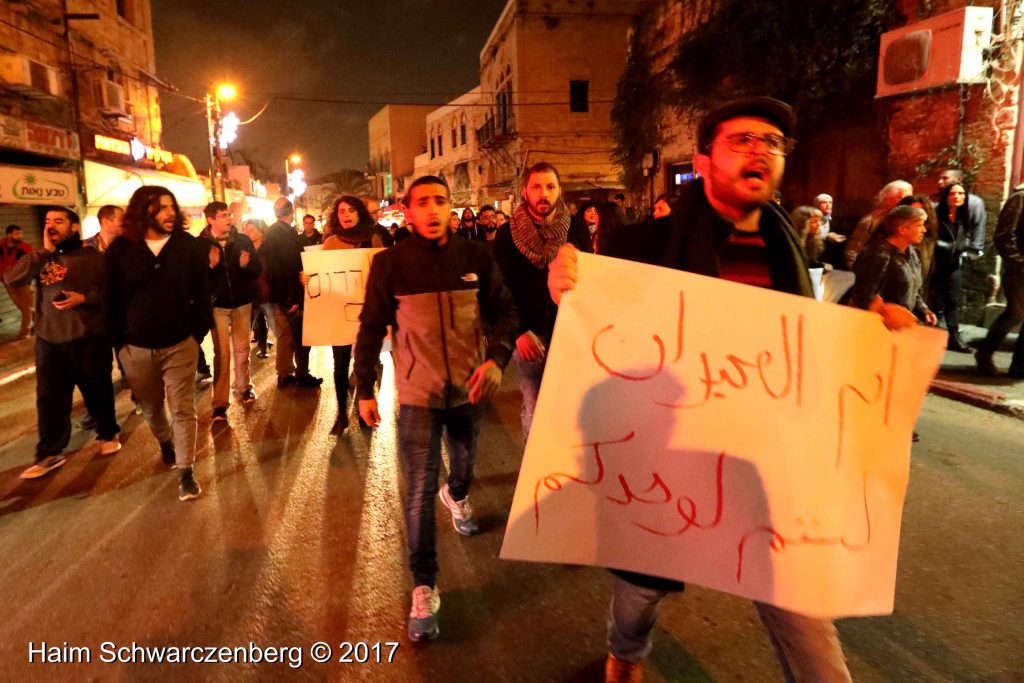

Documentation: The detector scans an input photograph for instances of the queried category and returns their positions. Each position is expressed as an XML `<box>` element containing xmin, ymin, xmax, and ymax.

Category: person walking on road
<box><xmin>354</xmin><ymin>175</ymin><xmax>518</xmax><ymax>642</ymax></box>
<box><xmin>5</xmin><ymin>207</ymin><xmax>121</xmax><ymax>479</ymax></box>
<box><xmin>106</xmin><ymin>186</ymin><xmax>211</xmax><ymax>501</ymax></box>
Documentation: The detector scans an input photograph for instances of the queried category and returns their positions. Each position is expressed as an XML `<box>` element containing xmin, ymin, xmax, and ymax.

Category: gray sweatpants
<box><xmin>118</xmin><ymin>337</ymin><xmax>199</xmax><ymax>468</ymax></box>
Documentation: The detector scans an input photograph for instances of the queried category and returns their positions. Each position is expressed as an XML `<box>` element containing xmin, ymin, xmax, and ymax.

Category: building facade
<box><xmin>475</xmin><ymin>0</ymin><xmax>646</xmax><ymax>207</ymax></box>
<box><xmin>413</xmin><ymin>87</ymin><xmax>487</xmax><ymax>209</ymax></box>
<box><xmin>367</xmin><ymin>104</ymin><xmax>435</xmax><ymax>205</ymax></box>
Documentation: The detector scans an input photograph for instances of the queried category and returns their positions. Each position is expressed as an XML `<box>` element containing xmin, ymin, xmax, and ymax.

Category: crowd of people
<box><xmin>3</xmin><ymin>94</ymin><xmax>1023</xmax><ymax>683</ymax></box>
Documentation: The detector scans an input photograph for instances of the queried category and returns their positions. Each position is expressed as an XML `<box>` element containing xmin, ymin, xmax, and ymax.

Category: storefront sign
<box><xmin>0</xmin><ymin>166</ymin><xmax>77</xmax><ymax>205</ymax></box>
<box><xmin>0</xmin><ymin>114</ymin><xmax>79</xmax><ymax>160</ymax></box>
<box><xmin>93</xmin><ymin>134</ymin><xmax>173</xmax><ymax>165</ymax></box>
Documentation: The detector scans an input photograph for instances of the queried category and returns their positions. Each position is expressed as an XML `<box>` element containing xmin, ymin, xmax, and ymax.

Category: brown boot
<box><xmin>605</xmin><ymin>653</ymin><xmax>643</xmax><ymax>683</ymax></box>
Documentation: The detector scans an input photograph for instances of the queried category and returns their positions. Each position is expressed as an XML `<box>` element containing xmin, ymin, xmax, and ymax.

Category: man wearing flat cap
<box><xmin>546</xmin><ymin>96</ymin><xmax>915</xmax><ymax>682</ymax></box>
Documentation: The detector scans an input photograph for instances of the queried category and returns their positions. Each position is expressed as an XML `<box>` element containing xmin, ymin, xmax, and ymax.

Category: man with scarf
<box><xmin>545</xmin><ymin>98</ymin><xmax>927</xmax><ymax>683</ymax></box>
<box><xmin>493</xmin><ymin>162</ymin><xmax>592</xmax><ymax>440</ymax></box>
<box><xmin>5</xmin><ymin>207</ymin><xmax>120</xmax><ymax>479</ymax></box>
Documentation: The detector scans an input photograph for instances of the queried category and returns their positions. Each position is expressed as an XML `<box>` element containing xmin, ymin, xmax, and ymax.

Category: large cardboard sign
<box><xmin>301</xmin><ymin>248</ymin><xmax>382</xmax><ymax>346</ymax></box>
<box><xmin>500</xmin><ymin>253</ymin><xmax>946</xmax><ymax>618</ymax></box>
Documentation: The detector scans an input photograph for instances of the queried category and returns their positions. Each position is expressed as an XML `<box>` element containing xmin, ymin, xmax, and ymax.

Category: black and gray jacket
<box><xmin>354</xmin><ymin>232</ymin><xmax>518</xmax><ymax>409</ymax></box>
<box><xmin>200</xmin><ymin>225</ymin><xmax>262</xmax><ymax>309</ymax></box>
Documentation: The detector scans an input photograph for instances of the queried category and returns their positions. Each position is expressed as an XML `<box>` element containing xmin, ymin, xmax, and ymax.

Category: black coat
<box><xmin>260</xmin><ymin>221</ymin><xmax>304</xmax><ymax>307</ymax></box>
<box><xmin>105</xmin><ymin>230</ymin><xmax>211</xmax><ymax>349</ymax></box>
<box><xmin>200</xmin><ymin>225</ymin><xmax>262</xmax><ymax>309</ymax></box>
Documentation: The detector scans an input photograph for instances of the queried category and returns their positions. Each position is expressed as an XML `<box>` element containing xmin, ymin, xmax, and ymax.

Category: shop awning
<box><xmin>83</xmin><ymin>160</ymin><xmax>209</xmax><ymax>210</ymax></box>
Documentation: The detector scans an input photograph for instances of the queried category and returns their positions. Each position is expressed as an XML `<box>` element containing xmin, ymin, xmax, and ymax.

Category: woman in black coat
<box><xmin>933</xmin><ymin>182</ymin><xmax>972</xmax><ymax>352</ymax></box>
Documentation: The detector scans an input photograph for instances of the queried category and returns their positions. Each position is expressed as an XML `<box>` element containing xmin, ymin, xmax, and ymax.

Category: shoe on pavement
<box><xmin>605</xmin><ymin>653</ymin><xmax>644</xmax><ymax>683</ymax></box>
<box><xmin>241</xmin><ymin>389</ymin><xmax>257</xmax><ymax>404</ymax></box>
<box><xmin>196</xmin><ymin>368</ymin><xmax>212</xmax><ymax>383</ymax></box>
<box><xmin>211</xmin><ymin>406</ymin><xmax>228</xmax><ymax>423</ymax></box>
<box><xmin>975</xmin><ymin>351</ymin><xmax>1000</xmax><ymax>376</ymax></box>
<box><xmin>256</xmin><ymin>350</ymin><xmax>270</xmax><ymax>359</ymax></box>
<box><xmin>178</xmin><ymin>467</ymin><xmax>201</xmax><ymax>501</ymax></box>
<box><xmin>947</xmin><ymin>336</ymin><xmax>973</xmax><ymax>354</ymax></box>
<box><xmin>277</xmin><ymin>374</ymin><xmax>298</xmax><ymax>388</ymax></box>
<box><xmin>77</xmin><ymin>413</ymin><xmax>97</xmax><ymax>430</ymax></box>
<box><xmin>160</xmin><ymin>440</ymin><xmax>176</xmax><ymax>467</ymax></box>
<box><xmin>438</xmin><ymin>484</ymin><xmax>479</xmax><ymax>536</ymax></box>
<box><xmin>295</xmin><ymin>374</ymin><xmax>323</xmax><ymax>388</ymax></box>
<box><xmin>407</xmin><ymin>585</ymin><xmax>440</xmax><ymax>642</ymax></box>
<box><xmin>20</xmin><ymin>455</ymin><xmax>67</xmax><ymax>480</ymax></box>
<box><xmin>99</xmin><ymin>437</ymin><xmax>121</xmax><ymax>455</ymax></box>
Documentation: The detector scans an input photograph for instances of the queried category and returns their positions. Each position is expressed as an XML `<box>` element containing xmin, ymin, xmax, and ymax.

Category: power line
<box><xmin>267</xmin><ymin>94</ymin><xmax>616</xmax><ymax>108</ymax></box>
<box><xmin>0</xmin><ymin>15</ymin><xmax>199</xmax><ymax>101</ymax></box>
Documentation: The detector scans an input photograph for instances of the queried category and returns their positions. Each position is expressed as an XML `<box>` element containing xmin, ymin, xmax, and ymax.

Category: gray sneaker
<box><xmin>438</xmin><ymin>484</ymin><xmax>479</xmax><ymax>536</ymax></box>
<box><xmin>407</xmin><ymin>585</ymin><xmax>440</xmax><ymax>642</ymax></box>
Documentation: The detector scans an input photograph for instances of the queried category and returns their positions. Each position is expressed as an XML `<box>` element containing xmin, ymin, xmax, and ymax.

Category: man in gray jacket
<box><xmin>4</xmin><ymin>207</ymin><xmax>120</xmax><ymax>479</ymax></box>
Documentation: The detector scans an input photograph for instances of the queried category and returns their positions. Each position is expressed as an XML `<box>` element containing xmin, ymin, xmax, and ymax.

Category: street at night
<box><xmin>0</xmin><ymin>346</ymin><xmax>1021</xmax><ymax>681</ymax></box>
<box><xmin>4</xmin><ymin>0</ymin><xmax>1024</xmax><ymax>681</ymax></box>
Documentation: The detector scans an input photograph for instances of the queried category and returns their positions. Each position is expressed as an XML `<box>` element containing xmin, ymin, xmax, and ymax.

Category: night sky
<box><xmin>152</xmin><ymin>0</ymin><xmax>508</xmax><ymax>182</ymax></box>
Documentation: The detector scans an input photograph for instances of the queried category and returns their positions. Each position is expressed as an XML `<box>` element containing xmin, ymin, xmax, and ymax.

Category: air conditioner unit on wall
<box><xmin>93</xmin><ymin>78</ymin><xmax>127</xmax><ymax>116</ymax></box>
<box><xmin>876</xmin><ymin>6</ymin><xmax>993</xmax><ymax>98</ymax></box>
<box><xmin>0</xmin><ymin>54</ymin><xmax>61</xmax><ymax>97</ymax></box>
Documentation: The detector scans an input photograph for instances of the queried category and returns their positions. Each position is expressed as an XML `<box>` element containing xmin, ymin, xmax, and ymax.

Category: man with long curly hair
<box><xmin>105</xmin><ymin>186</ymin><xmax>211</xmax><ymax>501</ymax></box>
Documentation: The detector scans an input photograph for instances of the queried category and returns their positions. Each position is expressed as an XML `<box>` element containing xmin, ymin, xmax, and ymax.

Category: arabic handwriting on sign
<box><xmin>627</xmin><ymin>452</ymin><xmax>725</xmax><ymax>537</ymax></box>
<box><xmin>835</xmin><ymin>345</ymin><xmax>897</xmax><ymax>469</ymax></box>
<box><xmin>590</xmin><ymin>290</ymin><xmax>804</xmax><ymax>410</ymax></box>
<box><xmin>735</xmin><ymin>469</ymin><xmax>872</xmax><ymax>583</ymax></box>
<box><xmin>532</xmin><ymin>432</ymin><xmax>634</xmax><ymax>532</ymax></box>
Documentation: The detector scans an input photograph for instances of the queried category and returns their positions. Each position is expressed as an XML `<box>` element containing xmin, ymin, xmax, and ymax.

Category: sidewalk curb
<box><xmin>929</xmin><ymin>378</ymin><xmax>1024</xmax><ymax>420</ymax></box>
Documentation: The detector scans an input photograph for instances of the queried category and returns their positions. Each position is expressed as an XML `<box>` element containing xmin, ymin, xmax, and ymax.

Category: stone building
<box><xmin>367</xmin><ymin>104</ymin><xmax>435</xmax><ymax>205</ymax></box>
<box><xmin>474</xmin><ymin>0</ymin><xmax>647</xmax><ymax>207</ymax></box>
<box><xmin>413</xmin><ymin>87</ymin><xmax>487</xmax><ymax>210</ymax></box>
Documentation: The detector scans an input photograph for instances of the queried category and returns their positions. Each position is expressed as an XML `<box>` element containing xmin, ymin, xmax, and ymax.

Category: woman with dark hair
<box><xmin>447</xmin><ymin>211</ymin><xmax>461</xmax><ymax>235</ymax></box>
<box><xmin>897</xmin><ymin>194</ymin><xmax>939</xmax><ymax>295</ymax></box>
<box><xmin>321</xmin><ymin>195</ymin><xmax>387</xmax><ymax>432</ymax></box>
<box><xmin>576</xmin><ymin>201</ymin><xmax>598</xmax><ymax>249</ymax></box>
<box><xmin>933</xmin><ymin>182</ymin><xmax>972</xmax><ymax>352</ymax></box>
<box><xmin>593</xmin><ymin>201</ymin><xmax>626</xmax><ymax>255</ymax></box>
<box><xmin>790</xmin><ymin>206</ymin><xmax>826</xmax><ymax>265</ymax></box>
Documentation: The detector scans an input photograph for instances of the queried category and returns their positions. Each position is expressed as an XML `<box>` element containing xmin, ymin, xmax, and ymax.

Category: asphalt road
<box><xmin>0</xmin><ymin>345</ymin><xmax>1020</xmax><ymax>682</ymax></box>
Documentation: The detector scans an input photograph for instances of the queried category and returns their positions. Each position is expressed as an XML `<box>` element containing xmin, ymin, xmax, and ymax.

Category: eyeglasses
<box><xmin>713</xmin><ymin>132</ymin><xmax>796</xmax><ymax>157</ymax></box>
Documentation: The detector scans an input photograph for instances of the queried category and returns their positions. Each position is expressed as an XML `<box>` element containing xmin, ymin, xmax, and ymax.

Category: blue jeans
<box><xmin>608</xmin><ymin>576</ymin><xmax>851</xmax><ymax>682</ymax></box>
<box><xmin>513</xmin><ymin>350</ymin><xmax>546</xmax><ymax>441</ymax></box>
<box><xmin>398</xmin><ymin>403</ymin><xmax>481</xmax><ymax>587</ymax></box>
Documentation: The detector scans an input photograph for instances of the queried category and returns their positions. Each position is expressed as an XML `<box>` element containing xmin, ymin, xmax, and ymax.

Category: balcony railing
<box><xmin>476</xmin><ymin>112</ymin><xmax>516</xmax><ymax>149</ymax></box>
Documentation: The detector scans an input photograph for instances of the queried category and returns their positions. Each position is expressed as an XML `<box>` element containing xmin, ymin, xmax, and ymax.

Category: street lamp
<box><xmin>285</xmin><ymin>153</ymin><xmax>306</xmax><ymax>210</ymax></box>
<box><xmin>205</xmin><ymin>82</ymin><xmax>236</xmax><ymax>201</ymax></box>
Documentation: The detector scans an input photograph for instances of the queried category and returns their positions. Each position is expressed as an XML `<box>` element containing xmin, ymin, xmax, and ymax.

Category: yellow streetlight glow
<box><xmin>217</xmin><ymin>84</ymin><xmax>237</xmax><ymax>101</ymax></box>
<box><xmin>289</xmin><ymin>154</ymin><xmax>302</xmax><ymax>164</ymax></box>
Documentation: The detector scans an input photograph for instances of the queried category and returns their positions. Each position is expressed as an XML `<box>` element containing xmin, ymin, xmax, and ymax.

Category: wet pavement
<box><xmin>0</xmin><ymin>342</ymin><xmax>1021</xmax><ymax>681</ymax></box>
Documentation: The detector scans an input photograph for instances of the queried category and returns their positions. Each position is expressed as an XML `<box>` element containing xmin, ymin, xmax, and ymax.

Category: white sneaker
<box><xmin>438</xmin><ymin>484</ymin><xmax>479</xmax><ymax>536</ymax></box>
<box><xmin>99</xmin><ymin>437</ymin><xmax>121</xmax><ymax>456</ymax></box>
